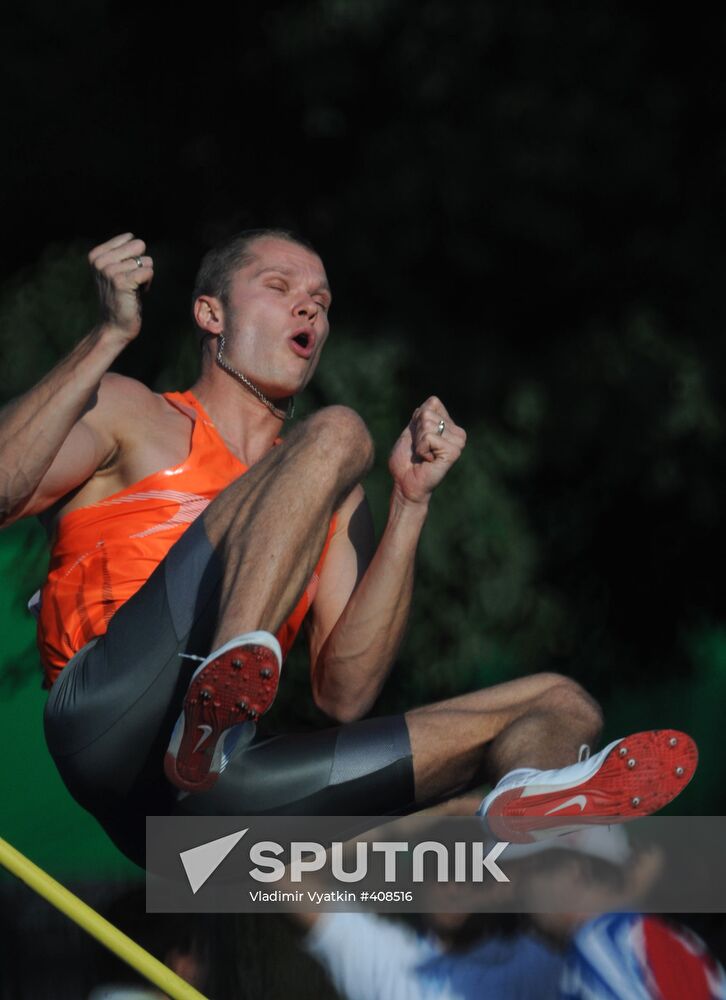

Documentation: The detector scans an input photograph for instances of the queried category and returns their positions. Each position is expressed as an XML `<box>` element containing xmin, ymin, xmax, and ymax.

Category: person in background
<box><xmin>516</xmin><ymin>827</ymin><xmax>726</xmax><ymax>999</ymax></box>
<box><xmin>296</xmin><ymin>904</ymin><xmax>563</xmax><ymax>1000</ymax></box>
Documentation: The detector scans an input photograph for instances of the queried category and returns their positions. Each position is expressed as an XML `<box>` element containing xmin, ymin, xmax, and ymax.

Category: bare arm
<box><xmin>308</xmin><ymin>398</ymin><xmax>466</xmax><ymax>723</ymax></box>
<box><xmin>308</xmin><ymin>487</ymin><xmax>426</xmax><ymax>722</ymax></box>
<box><xmin>0</xmin><ymin>233</ymin><xmax>153</xmax><ymax>526</ymax></box>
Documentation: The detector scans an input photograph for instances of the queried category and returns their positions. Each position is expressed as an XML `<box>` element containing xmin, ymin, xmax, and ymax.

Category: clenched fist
<box><xmin>88</xmin><ymin>232</ymin><xmax>154</xmax><ymax>344</ymax></box>
<box><xmin>388</xmin><ymin>396</ymin><xmax>467</xmax><ymax>505</ymax></box>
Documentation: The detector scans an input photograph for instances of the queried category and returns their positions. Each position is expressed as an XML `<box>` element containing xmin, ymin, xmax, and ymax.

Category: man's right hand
<box><xmin>88</xmin><ymin>232</ymin><xmax>154</xmax><ymax>344</ymax></box>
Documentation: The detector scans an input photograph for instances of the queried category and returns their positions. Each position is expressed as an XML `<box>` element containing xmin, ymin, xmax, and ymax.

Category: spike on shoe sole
<box><xmin>165</xmin><ymin>632</ymin><xmax>281</xmax><ymax>793</ymax></box>
<box><xmin>485</xmin><ymin>729</ymin><xmax>698</xmax><ymax>844</ymax></box>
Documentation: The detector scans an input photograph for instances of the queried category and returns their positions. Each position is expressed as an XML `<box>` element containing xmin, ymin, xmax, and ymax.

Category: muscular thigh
<box><xmin>405</xmin><ymin>673</ymin><xmax>574</xmax><ymax>802</ymax></box>
<box><xmin>407</xmin><ymin>672</ymin><xmax>570</xmax><ymax>724</ymax></box>
<box><xmin>176</xmin><ymin>714</ymin><xmax>416</xmax><ymax>817</ymax></box>
<box><xmin>91</xmin><ymin>713</ymin><xmax>416</xmax><ymax>868</ymax></box>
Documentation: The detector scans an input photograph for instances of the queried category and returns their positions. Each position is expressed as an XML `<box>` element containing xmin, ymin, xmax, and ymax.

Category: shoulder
<box><xmin>95</xmin><ymin>372</ymin><xmax>159</xmax><ymax>412</ymax></box>
<box><xmin>74</xmin><ymin>374</ymin><xmax>175</xmax><ymax>475</ymax></box>
<box><xmin>86</xmin><ymin>374</ymin><xmax>167</xmax><ymax>436</ymax></box>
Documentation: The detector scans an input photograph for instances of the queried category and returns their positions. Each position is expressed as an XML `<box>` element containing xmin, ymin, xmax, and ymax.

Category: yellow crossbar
<box><xmin>0</xmin><ymin>836</ymin><xmax>209</xmax><ymax>1000</ymax></box>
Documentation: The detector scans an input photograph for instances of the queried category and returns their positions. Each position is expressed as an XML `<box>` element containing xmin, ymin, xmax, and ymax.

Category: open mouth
<box><xmin>289</xmin><ymin>330</ymin><xmax>316</xmax><ymax>358</ymax></box>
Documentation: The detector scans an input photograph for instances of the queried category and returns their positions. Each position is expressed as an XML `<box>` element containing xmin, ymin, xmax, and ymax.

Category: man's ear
<box><xmin>193</xmin><ymin>295</ymin><xmax>224</xmax><ymax>336</ymax></box>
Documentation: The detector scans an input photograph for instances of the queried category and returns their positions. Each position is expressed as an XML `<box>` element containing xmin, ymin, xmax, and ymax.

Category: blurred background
<box><xmin>2</xmin><ymin>0</ymin><xmax>726</xmax><ymax>993</ymax></box>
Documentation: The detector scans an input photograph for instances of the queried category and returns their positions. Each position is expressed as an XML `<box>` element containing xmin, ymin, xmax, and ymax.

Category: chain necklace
<box><xmin>215</xmin><ymin>335</ymin><xmax>295</xmax><ymax>420</ymax></box>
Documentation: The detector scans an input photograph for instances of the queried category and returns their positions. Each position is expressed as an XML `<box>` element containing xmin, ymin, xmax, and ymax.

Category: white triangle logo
<box><xmin>180</xmin><ymin>828</ymin><xmax>249</xmax><ymax>894</ymax></box>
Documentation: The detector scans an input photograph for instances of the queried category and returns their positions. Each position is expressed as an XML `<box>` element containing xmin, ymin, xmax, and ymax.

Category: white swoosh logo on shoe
<box><xmin>544</xmin><ymin>795</ymin><xmax>587</xmax><ymax>815</ymax></box>
<box><xmin>194</xmin><ymin>724</ymin><xmax>214</xmax><ymax>753</ymax></box>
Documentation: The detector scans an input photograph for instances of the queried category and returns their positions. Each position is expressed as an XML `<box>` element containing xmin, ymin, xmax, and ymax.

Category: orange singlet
<box><xmin>37</xmin><ymin>391</ymin><xmax>336</xmax><ymax>686</ymax></box>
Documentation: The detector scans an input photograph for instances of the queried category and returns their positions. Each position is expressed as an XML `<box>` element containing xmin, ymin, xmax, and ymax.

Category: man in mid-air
<box><xmin>0</xmin><ymin>230</ymin><xmax>697</xmax><ymax>864</ymax></box>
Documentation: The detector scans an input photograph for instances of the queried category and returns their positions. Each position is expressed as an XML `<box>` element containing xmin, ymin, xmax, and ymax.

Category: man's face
<box><xmin>221</xmin><ymin>236</ymin><xmax>331</xmax><ymax>399</ymax></box>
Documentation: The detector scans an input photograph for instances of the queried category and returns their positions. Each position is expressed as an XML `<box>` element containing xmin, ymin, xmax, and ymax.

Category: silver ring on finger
<box><xmin>133</xmin><ymin>256</ymin><xmax>143</xmax><ymax>268</ymax></box>
<box><xmin>436</xmin><ymin>419</ymin><xmax>445</xmax><ymax>436</ymax></box>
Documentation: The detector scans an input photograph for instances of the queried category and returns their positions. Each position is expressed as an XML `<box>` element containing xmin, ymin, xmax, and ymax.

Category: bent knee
<box><xmin>538</xmin><ymin>673</ymin><xmax>603</xmax><ymax>734</ymax></box>
<box><xmin>307</xmin><ymin>405</ymin><xmax>375</xmax><ymax>469</ymax></box>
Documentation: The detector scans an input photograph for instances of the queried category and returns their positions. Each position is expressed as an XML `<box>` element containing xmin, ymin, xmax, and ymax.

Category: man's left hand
<box><xmin>388</xmin><ymin>396</ymin><xmax>467</xmax><ymax>505</ymax></box>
